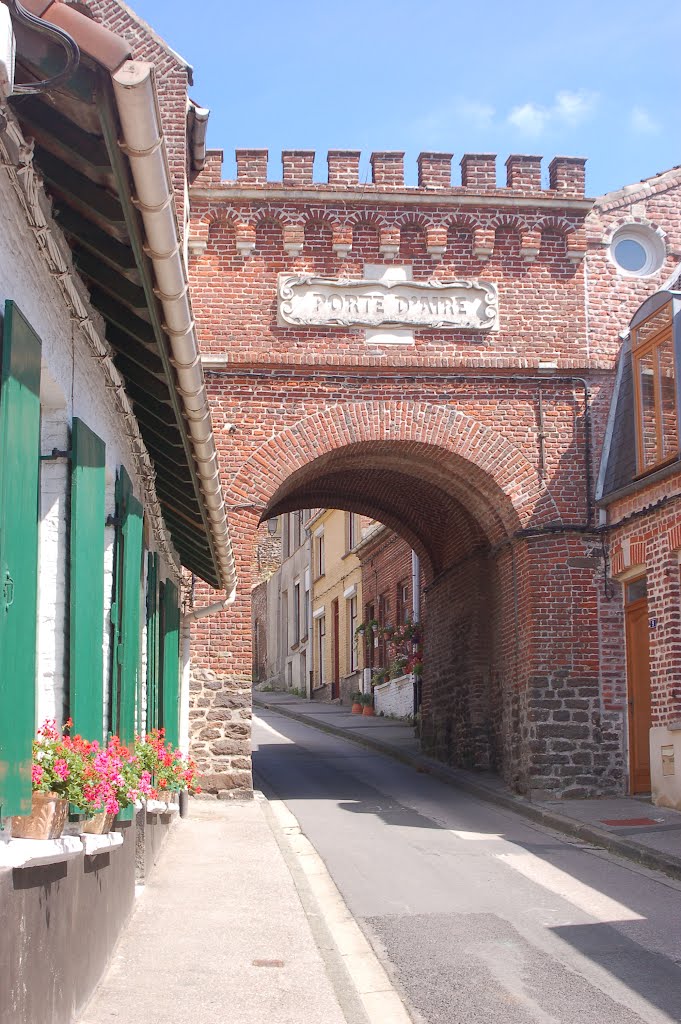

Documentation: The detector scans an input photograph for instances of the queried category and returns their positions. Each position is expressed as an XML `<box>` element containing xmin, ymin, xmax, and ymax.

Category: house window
<box><xmin>304</xmin><ymin>578</ymin><xmax>310</xmax><ymax>639</ymax></box>
<box><xmin>610</xmin><ymin>224</ymin><xmax>665</xmax><ymax>278</ymax></box>
<box><xmin>633</xmin><ymin>301</ymin><xmax>678</xmax><ymax>473</ymax></box>
<box><xmin>317</xmin><ymin>615</ymin><xmax>326</xmax><ymax>685</ymax></box>
<box><xmin>282</xmin><ymin>514</ymin><xmax>290</xmax><ymax>559</ymax></box>
<box><xmin>316</xmin><ymin>531</ymin><xmax>325</xmax><ymax>577</ymax></box>
<box><xmin>282</xmin><ymin>589</ymin><xmax>289</xmax><ymax>650</ymax></box>
<box><xmin>293</xmin><ymin>581</ymin><xmax>301</xmax><ymax>643</ymax></box>
<box><xmin>348</xmin><ymin>594</ymin><xmax>358</xmax><ymax>671</ymax></box>
<box><xmin>396</xmin><ymin>580</ymin><xmax>409</xmax><ymax>624</ymax></box>
<box><xmin>293</xmin><ymin>510</ymin><xmax>301</xmax><ymax>550</ymax></box>
<box><xmin>346</xmin><ymin>512</ymin><xmax>358</xmax><ymax>552</ymax></box>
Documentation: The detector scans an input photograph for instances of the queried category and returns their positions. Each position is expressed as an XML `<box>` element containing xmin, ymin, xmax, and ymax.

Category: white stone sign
<box><xmin>277</xmin><ymin>274</ymin><xmax>498</xmax><ymax>331</ymax></box>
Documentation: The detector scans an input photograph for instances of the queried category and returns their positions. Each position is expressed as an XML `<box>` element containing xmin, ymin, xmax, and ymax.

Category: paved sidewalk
<box><xmin>79</xmin><ymin>799</ymin><xmax>358</xmax><ymax>1024</ymax></box>
<box><xmin>254</xmin><ymin>690</ymin><xmax>681</xmax><ymax>880</ymax></box>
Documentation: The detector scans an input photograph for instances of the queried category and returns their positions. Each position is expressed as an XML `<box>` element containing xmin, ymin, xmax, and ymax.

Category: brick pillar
<box><xmin>189</xmin><ymin>510</ymin><xmax>258</xmax><ymax>798</ymax></box>
<box><xmin>235</xmin><ymin>149</ymin><xmax>268</xmax><ymax>184</ymax></box>
<box><xmin>505</xmin><ymin>155</ymin><xmax>542</xmax><ymax>190</ymax></box>
<box><xmin>460</xmin><ymin>153</ymin><xmax>496</xmax><ymax>189</ymax></box>
<box><xmin>549</xmin><ymin>156</ymin><xmax>586</xmax><ymax>195</ymax></box>
<box><xmin>282</xmin><ymin>150</ymin><xmax>315</xmax><ymax>186</ymax></box>
<box><xmin>370</xmin><ymin>152</ymin><xmax>405</xmax><ymax>186</ymax></box>
<box><xmin>417</xmin><ymin>152</ymin><xmax>453</xmax><ymax>188</ymax></box>
<box><xmin>327</xmin><ymin>150</ymin><xmax>360</xmax><ymax>186</ymax></box>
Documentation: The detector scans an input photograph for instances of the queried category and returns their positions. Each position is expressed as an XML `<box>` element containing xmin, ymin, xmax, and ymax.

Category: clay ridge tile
<box><xmin>17</xmin><ymin>0</ymin><xmax>131</xmax><ymax>72</ymax></box>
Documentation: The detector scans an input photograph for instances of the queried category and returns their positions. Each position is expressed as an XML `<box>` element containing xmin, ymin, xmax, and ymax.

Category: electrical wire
<box><xmin>7</xmin><ymin>0</ymin><xmax>79</xmax><ymax>95</ymax></box>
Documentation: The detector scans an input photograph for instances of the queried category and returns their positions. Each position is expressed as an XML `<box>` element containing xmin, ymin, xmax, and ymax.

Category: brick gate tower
<box><xmin>186</xmin><ymin>148</ymin><xmax>681</xmax><ymax>800</ymax></box>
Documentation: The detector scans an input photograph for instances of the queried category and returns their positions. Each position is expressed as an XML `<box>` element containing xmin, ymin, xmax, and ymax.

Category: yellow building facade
<box><xmin>310</xmin><ymin>509</ymin><xmax>365</xmax><ymax>703</ymax></box>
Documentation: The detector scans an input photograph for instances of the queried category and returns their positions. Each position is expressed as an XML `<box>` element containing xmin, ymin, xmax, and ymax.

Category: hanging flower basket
<box><xmin>83</xmin><ymin>810</ymin><xmax>116</xmax><ymax>834</ymax></box>
<box><xmin>11</xmin><ymin>791</ymin><xmax>69</xmax><ymax>840</ymax></box>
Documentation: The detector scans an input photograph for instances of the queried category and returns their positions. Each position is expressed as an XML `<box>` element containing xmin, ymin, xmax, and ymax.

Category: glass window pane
<box><xmin>638</xmin><ymin>350</ymin><xmax>658</xmax><ymax>467</ymax></box>
<box><xmin>626</xmin><ymin>577</ymin><xmax>647</xmax><ymax>603</ymax></box>
<box><xmin>633</xmin><ymin>303</ymin><xmax>672</xmax><ymax>349</ymax></box>
<box><xmin>615</xmin><ymin>238</ymin><xmax>647</xmax><ymax>272</ymax></box>
<box><xmin>658</xmin><ymin>337</ymin><xmax>678</xmax><ymax>460</ymax></box>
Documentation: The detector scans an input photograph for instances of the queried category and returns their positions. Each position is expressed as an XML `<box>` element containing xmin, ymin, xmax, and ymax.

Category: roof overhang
<box><xmin>4</xmin><ymin>0</ymin><xmax>235</xmax><ymax>592</ymax></box>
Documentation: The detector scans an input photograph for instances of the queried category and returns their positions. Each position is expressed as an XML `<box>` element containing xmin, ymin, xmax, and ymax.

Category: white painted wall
<box><xmin>373</xmin><ymin>674</ymin><xmax>415</xmax><ymax>719</ymax></box>
<box><xmin>0</xmin><ymin>152</ymin><xmax>177</xmax><ymax>738</ymax></box>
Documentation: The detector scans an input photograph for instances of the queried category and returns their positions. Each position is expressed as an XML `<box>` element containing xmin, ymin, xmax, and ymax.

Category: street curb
<box><xmin>255</xmin><ymin>784</ymin><xmax>414</xmax><ymax>1024</ymax></box>
<box><xmin>254</xmin><ymin>697</ymin><xmax>681</xmax><ymax>883</ymax></box>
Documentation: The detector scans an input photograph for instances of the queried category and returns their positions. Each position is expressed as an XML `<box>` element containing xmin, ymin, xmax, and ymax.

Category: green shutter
<box><xmin>0</xmin><ymin>302</ymin><xmax>41</xmax><ymax>817</ymax></box>
<box><xmin>161</xmin><ymin>579</ymin><xmax>180</xmax><ymax>748</ymax></box>
<box><xmin>146</xmin><ymin>551</ymin><xmax>160</xmax><ymax>731</ymax></box>
<box><xmin>70</xmin><ymin>419</ymin><xmax>106</xmax><ymax>743</ymax></box>
<box><xmin>110</xmin><ymin>468</ymin><xmax>143</xmax><ymax>820</ymax></box>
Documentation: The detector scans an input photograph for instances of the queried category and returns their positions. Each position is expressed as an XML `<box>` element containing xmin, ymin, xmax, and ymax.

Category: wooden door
<box><xmin>625</xmin><ymin>581</ymin><xmax>652</xmax><ymax>794</ymax></box>
<box><xmin>332</xmin><ymin>599</ymin><xmax>340</xmax><ymax>700</ymax></box>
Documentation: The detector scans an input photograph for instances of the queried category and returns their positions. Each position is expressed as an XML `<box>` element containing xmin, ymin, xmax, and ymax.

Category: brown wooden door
<box><xmin>625</xmin><ymin>590</ymin><xmax>652</xmax><ymax>794</ymax></box>
<box><xmin>332</xmin><ymin>599</ymin><xmax>340</xmax><ymax>700</ymax></box>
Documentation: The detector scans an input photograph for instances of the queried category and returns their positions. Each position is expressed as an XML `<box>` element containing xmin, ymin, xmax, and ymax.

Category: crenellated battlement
<box><xmin>194</xmin><ymin>149</ymin><xmax>587</xmax><ymax>198</ymax></box>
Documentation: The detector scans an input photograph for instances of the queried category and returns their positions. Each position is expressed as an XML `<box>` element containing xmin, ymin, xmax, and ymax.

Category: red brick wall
<box><xmin>185</xmin><ymin>146</ymin><xmax>681</xmax><ymax>797</ymax></box>
<box><xmin>608</xmin><ymin>474</ymin><xmax>681</xmax><ymax>726</ymax></box>
<box><xmin>358</xmin><ymin>528</ymin><xmax>422</xmax><ymax>669</ymax></box>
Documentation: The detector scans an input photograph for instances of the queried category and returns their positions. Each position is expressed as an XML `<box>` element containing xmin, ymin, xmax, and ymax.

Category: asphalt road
<box><xmin>252</xmin><ymin>709</ymin><xmax>681</xmax><ymax>1024</ymax></box>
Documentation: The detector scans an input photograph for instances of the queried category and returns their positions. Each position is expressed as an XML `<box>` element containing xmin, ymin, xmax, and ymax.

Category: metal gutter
<box><xmin>0</xmin><ymin>101</ymin><xmax>182</xmax><ymax>583</ymax></box>
<box><xmin>111</xmin><ymin>59</ymin><xmax>236</xmax><ymax>597</ymax></box>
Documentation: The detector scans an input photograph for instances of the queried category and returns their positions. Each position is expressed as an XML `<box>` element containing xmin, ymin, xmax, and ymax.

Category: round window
<box><xmin>609</xmin><ymin>225</ymin><xmax>665</xmax><ymax>277</ymax></box>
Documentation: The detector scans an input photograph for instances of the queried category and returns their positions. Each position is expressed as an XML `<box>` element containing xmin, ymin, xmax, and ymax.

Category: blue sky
<box><xmin>132</xmin><ymin>0</ymin><xmax>679</xmax><ymax>197</ymax></box>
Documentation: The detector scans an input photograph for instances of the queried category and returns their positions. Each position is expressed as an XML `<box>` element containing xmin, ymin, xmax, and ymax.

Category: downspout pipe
<box><xmin>187</xmin><ymin>99</ymin><xmax>209</xmax><ymax>173</ymax></box>
<box><xmin>182</xmin><ymin>588</ymin><xmax>237</xmax><ymax>624</ymax></box>
<box><xmin>111</xmin><ymin>60</ymin><xmax>237</xmax><ymax>596</ymax></box>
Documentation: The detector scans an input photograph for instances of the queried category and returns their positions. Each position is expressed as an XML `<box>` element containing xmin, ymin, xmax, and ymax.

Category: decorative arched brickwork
<box><xmin>229</xmin><ymin>400</ymin><xmax>557</xmax><ymax>544</ymax></box>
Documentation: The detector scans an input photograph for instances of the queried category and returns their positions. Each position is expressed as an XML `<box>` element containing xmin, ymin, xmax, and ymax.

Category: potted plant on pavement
<box><xmin>350</xmin><ymin>691</ymin><xmax>363</xmax><ymax>714</ymax></box>
<box><xmin>360</xmin><ymin>692</ymin><xmax>375</xmax><ymax>717</ymax></box>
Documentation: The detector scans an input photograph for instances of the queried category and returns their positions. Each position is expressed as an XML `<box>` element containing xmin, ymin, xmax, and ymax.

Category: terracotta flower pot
<box><xmin>351</xmin><ymin>702</ymin><xmax>363</xmax><ymax>714</ymax></box>
<box><xmin>83</xmin><ymin>810</ymin><xmax>116</xmax><ymax>834</ymax></box>
<box><xmin>11</xmin><ymin>791</ymin><xmax>69</xmax><ymax>840</ymax></box>
<box><xmin>362</xmin><ymin>705</ymin><xmax>375</xmax><ymax>716</ymax></box>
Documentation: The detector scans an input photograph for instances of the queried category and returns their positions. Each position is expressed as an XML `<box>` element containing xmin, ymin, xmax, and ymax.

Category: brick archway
<box><xmin>190</xmin><ymin>401</ymin><xmax>591</xmax><ymax>798</ymax></box>
<box><xmin>229</xmin><ymin>400</ymin><xmax>560</xmax><ymax>546</ymax></box>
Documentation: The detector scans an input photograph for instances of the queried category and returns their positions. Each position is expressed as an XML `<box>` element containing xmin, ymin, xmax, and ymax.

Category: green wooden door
<box><xmin>70</xmin><ymin>418</ymin><xmax>106</xmax><ymax>742</ymax></box>
<box><xmin>161</xmin><ymin>579</ymin><xmax>180</xmax><ymax>748</ymax></box>
<box><xmin>0</xmin><ymin>302</ymin><xmax>41</xmax><ymax>817</ymax></box>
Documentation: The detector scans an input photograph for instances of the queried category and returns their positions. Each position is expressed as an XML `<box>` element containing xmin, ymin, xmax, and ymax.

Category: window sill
<box><xmin>145</xmin><ymin>799</ymin><xmax>179</xmax><ymax>815</ymax></box>
<box><xmin>0</xmin><ymin>834</ymin><xmax>83</xmax><ymax>870</ymax></box>
<box><xmin>599</xmin><ymin>455</ymin><xmax>681</xmax><ymax>507</ymax></box>
<box><xmin>633</xmin><ymin>454</ymin><xmax>679</xmax><ymax>482</ymax></box>
<box><xmin>82</xmin><ymin>832</ymin><xmax>124</xmax><ymax>858</ymax></box>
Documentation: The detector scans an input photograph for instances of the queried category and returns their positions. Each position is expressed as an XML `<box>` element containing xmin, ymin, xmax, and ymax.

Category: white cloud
<box><xmin>452</xmin><ymin>99</ymin><xmax>496</xmax><ymax>127</ymax></box>
<box><xmin>507</xmin><ymin>103</ymin><xmax>548</xmax><ymax>137</ymax></box>
<box><xmin>630</xmin><ymin>105</ymin><xmax>660</xmax><ymax>135</ymax></box>
<box><xmin>411</xmin><ymin>97</ymin><xmax>495</xmax><ymax>143</ymax></box>
<box><xmin>553</xmin><ymin>89</ymin><xmax>597</xmax><ymax>125</ymax></box>
<box><xmin>507</xmin><ymin>90</ymin><xmax>598</xmax><ymax>137</ymax></box>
